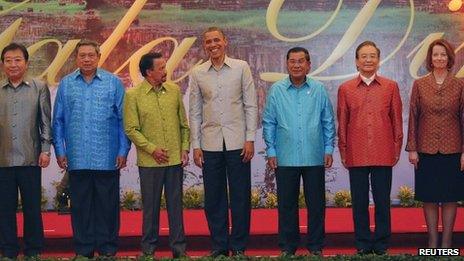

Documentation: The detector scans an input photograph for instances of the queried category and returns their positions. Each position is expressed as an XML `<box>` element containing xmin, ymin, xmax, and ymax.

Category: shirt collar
<box><xmin>205</xmin><ymin>55</ymin><xmax>234</xmax><ymax>71</ymax></box>
<box><xmin>356</xmin><ymin>74</ymin><xmax>384</xmax><ymax>87</ymax></box>
<box><xmin>141</xmin><ymin>79</ymin><xmax>167</xmax><ymax>94</ymax></box>
<box><xmin>74</xmin><ymin>68</ymin><xmax>103</xmax><ymax>81</ymax></box>
<box><xmin>286</xmin><ymin>76</ymin><xmax>310</xmax><ymax>90</ymax></box>
<box><xmin>1</xmin><ymin>76</ymin><xmax>33</xmax><ymax>89</ymax></box>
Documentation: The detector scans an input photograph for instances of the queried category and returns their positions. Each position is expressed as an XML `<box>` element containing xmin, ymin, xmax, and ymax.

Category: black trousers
<box><xmin>69</xmin><ymin>170</ymin><xmax>120</xmax><ymax>257</ymax></box>
<box><xmin>0</xmin><ymin>166</ymin><xmax>43</xmax><ymax>258</ymax></box>
<box><xmin>348</xmin><ymin>166</ymin><xmax>392</xmax><ymax>252</ymax></box>
<box><xmin>276</xmin><ymin>166</ymin><xmax>325</xmax><ymax>253</ymax></box>
<box><xmin>138</xmin><ymin>165</ymin><xmax>186</xmax><ymax>256</ymax></box>
<box><xmin>202</xmin><ymin>149</ymin><xmax>251</xmax><ymax>252</ymax></box>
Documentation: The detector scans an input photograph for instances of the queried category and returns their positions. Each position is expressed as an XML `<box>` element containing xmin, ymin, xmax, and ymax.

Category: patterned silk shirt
<box><xmin>0</xmin><ymin>78</ymin><xmax>51</xmax><ymax>167</ymax></box>
<box><xmin>52</xmin><ymin>69</ymin><xmax>131</xmax><ymax>171</ymax></box>
<box><xmin>124</xmin><ymin>80</ymin><xmax>189</xmax><ymax>167</ymax></box>
<box><xmin>337</xmin><ymin>75</ymin><xmax>403</xmax><ymax>167</ymax></box>
<box><xmin>262</xmin><ymin>76</ymin><xmax>335</xmax><ymax>167</ymax></box>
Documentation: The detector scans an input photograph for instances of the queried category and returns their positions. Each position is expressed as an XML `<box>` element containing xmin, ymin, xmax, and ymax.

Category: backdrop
<box><xmin>1</xmin><ymin>0</ymin><xmax>463</xmax><ymax>208</ymax></box>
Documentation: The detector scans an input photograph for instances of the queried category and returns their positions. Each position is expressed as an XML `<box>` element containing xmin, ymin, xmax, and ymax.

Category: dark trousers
<box><xmin>203</xmin><ymin>149</ymin><xmax>251</xmax><ymax>252</ymax></box>
<box><xmin>348</xmin><ymin>166</ymin><xmax>392</xmax><ymax>252</ymax></box>
<box><xmin>0</xmin><ymin>166</ymin><xmax>43</xmax><ymax>258</ymax></box>
<box><xmin>139</xmin><ymin>165</ymin><xmax>186</xmax><ymax>256</ymax></box>
<box><xmin>69</xmin><ymin>170</ymin><xmax>120</xmax><ymax>257</ymax></box>
<box><xmin>276</xmin><ymin>166</ymin><xmax>325</xmax><ymax>253</ymax></box>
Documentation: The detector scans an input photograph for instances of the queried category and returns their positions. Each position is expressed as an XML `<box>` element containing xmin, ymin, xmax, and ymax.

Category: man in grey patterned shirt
<box><xmin>0</xmin><ymin>43</ymin><xmax>52</xmax><ymax>259</ymax></box>
<box><xmin>189</xmin><ymin>27</ymin><xmax>258</xmax><ymax>257</ymax></box>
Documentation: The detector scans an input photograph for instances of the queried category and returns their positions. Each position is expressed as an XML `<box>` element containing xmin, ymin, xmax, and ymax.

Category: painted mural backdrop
<box><xmin>1</xmin><ymin>0</ymin><xmax>464</xmax><ymax>208</ymax></box>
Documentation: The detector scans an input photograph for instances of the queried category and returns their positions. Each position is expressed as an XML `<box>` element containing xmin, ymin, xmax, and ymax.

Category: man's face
<box><xmin>356</xmin><ymin>45</ymin><xmax>379</xmax><ymax>76</ymax></box>
<box><xmin>147</xmin><ymin>58</ymin><xmax>167</xmax><ymax>86</ymax></box>
<box><xmin>2</xmin><ymin>49</ymin><xmax>28</xmax><ymax>81</ymax></box>
<box><xmin>287</xmin><ymin>51</ymin><xmax>311</xmax><ymax>80</ymax></box>
<box><xmin>76</xmin><ymin>45</ymin><xmax>100</xmax><ymax>75</ymax></box>
<box><xmin>203</xmin><ymin>30</ymin><xmax>227</xmax><ymax>60</ymax></box>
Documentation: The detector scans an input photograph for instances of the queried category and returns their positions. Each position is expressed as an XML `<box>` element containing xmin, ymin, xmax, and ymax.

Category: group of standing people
<box><xmin>0</xmin><ymin>26</ymin><xmax>462</xmax><ymax>260</ymax></box>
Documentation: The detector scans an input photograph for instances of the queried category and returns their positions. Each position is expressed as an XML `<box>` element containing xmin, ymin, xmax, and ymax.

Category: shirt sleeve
<box><xmin>188</xmin><ymin>71</ymin><xmax>203</xmax><ymax>149</ymax></box>
<box><xmin>336</xmin><ymin>85</ymin><xmax>348</xmax><ymax>161</ymax></box>
<box><xmin>406</xmin><ymin>80</ymin><xmax>419</xmax><ymax>151</ymax></box>
<box><xmin>115</xmin><ymin>78</ymin><xmax>131</xmax><ymax>157</ymax></box>
<box><xmin>38</xmin><ymin>80</ymin><xmax>52</xmax><ymax>153</ymax></box>
<box><xmin>262</xmin><ymin>86</ymin><xmax>277</xmax><ymax>157</ymax></box>
<box><xmin>178</xmin><ymin>88</ymin><xmax>190</xmax><ymax>151</ymax></box>
<box><xmin>390</xmin><ymin>82</ymin><xmax>403</xmax><ymax>157</ymax></box>
<box><xmin>241</xmin><ymin>62</ymin><xmax>258</xmax><ymax>142</ymax></box>
<box><xmin>321</xmin><ymin>86</ymin><xmax>335</xmax><ymax>155</ymax></box>
<box><xmin>52</xmin><ymin>81</ymin><xmax>66</xmax><ymax>157</ymax></box>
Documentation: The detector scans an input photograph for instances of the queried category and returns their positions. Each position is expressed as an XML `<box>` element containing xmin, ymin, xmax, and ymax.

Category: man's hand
<box><xmin>181</xmin><ymin>150</ymin><xmax>189</xmax><ymax>167</ymax></box>
<box><xmin>38</xmin><ymin>152</ymin><xmax>50</xmax><ymax>168</ymax></box>
<box><xmin>152</xmin><ymin>148</ymin><xmax>169</xmax><ymax>164</ymax></box>
<box><xmin>115</xmin><ymin>156</ymin><xmax>127</xmax><ymax>169</ymax></box>
<box><xmin>409</xmin><ymin>151</ymin><xmax>419</xmax><ymax>170</ymax></box>
<box><xmin>193</xmin><ymin>148</ymin><xmax>204</xmax><ymax>168</ymax></box>
<box><xmin>267</xmin><ymin>157</ymin><xmax>277</xmax><ymax>170</ymax></box>
<box><xmin>57</xmin><ymin>156</ymin><xmax>68</xmax><ymax>170</ymax></box>
<box><xmin>240</xmin><ymin>141</ymin><xmax>254</xmax><ymax>163</ymax></box>
<box><xmin>324</xmin><ymin>154</ymin><xmax>333</xmax><ymax>168</ymax></box>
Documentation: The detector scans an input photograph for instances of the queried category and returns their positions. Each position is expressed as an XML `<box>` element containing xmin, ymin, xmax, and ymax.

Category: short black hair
<box><xmin>1</xmin><ymin>43</ymin><xmax>29</xmax><ymax>62</ymax></box>
<box><xmin>286</xmin><ymin>47</ymin><xmax>310</xmax><ymax>62</ymax></box>
<box><xmin>139</xmin><ymin>52</ymin><xmax>163</xmax><ymax>77</ymax></box>
<box><xmin>355</xmin><ymin>41</ymin><xmax>380</xmax><ymax>59</ymax></box>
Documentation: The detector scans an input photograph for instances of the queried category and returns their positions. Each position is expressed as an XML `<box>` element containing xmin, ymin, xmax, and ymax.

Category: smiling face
<box><xmin>431</xmin><ymin>44</ymin><xmax>449</xmax><ymax>71</ymax></box>
<box><xmin>286</xmin><ymin>51</ymin><xmax>311</xmax><ymax>83</ymax></box>
<box><xmin>203</xmin><ymin>30</ymin><xmax>227</xmax><ymax>62</ymax></box>
<box><xmin>356</xmin><ymin>45</ymin><xmax>379</xmax><ymax>77</ymax></box>
<box><xmin>2</xmin><ymin>49</ymin><xmax>28</xmax><ymax>82</ymax></box>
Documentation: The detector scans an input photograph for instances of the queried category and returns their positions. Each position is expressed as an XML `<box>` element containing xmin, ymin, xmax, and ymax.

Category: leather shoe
<box><xmin>356</xmin><ymin>249</ymin><xmax>373</xmax><ymax>255</ymax></box>
<box><xmin>210</xmin><ymin>250</ymin><xmax>229</xmax><ymax>258</ymax></box>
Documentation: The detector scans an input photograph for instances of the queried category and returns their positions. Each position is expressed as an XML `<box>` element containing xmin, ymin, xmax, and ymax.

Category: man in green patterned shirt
<box><xmin>123</xmin><ymin>52</ymin><xmax>189</xmax><ymax>258</ymax></box>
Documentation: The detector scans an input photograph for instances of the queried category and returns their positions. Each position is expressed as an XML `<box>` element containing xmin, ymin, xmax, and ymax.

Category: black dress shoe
<box><xmin>173</xmin><ymin>251</ymin><xmax>187</xmax><ymax>259</ymax></box>
<box><xmin>231</xmin><ymin>250</ymin><xmax>245</xmax><ymax>257</ymax></box>
<box><xmin>357</xmin><ymin>249</ymin><xmax>373</xmax><ymax>255</ymax></box>
<box><xmin>310</xmin><ymin>250</ymin><xmax>322</xmax><ymax>256</ymax></box>
<box><xmin>373</xmin><ymin>249</ymin><xmax>387</xmax><ymax>255</ymax></box>
<box><xmin>280</xmin><ymin>250</ymin><xmax>295</xmax><ymax>258</ymax></box>
<box><xmin>210</xmin><ymin>250</ymin><xmax>229</xmax><ymax>258</ymax></box>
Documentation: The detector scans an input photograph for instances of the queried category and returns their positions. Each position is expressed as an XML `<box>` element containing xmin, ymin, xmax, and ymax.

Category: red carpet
<box><xmin>17</xmin><ymin>207</ymin><xmax>464</xmax><ymax>238</ymax></box>
<box><xmin>12</xmin><ymin>208</ymin><xmax>464</xmax><ymax>257</ymax></box>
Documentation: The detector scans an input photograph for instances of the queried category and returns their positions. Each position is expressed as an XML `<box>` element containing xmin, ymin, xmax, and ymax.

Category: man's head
<box><xmin>202</xmin><ymin>27</ymin><xmax>228</xmax><ymax>61</ymax></box>
<box><xmin>139</xmin><ymin>52</ymin><xmax>167</xmax><ymax>86</ymax></box>
<box><xmin>286</xmin><ymin>47</ymin><xmax>311</xmax><ymax>82</ymax></box>
<box><xmin>1</xmin><ymin>43</ymin><xmax>29</xmax><ymax>82</ymax></box>
<box><xmin>355</xmin><ymin>41</ymin><xmax>380</xmax><ymax>77</ymax></box>
<box><xmin>75</xmin><ymin>39</ymin><xmax>100</xmax><ymax>76</ymax></box>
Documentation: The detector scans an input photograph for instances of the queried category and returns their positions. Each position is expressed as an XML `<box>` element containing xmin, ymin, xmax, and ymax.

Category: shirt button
<box><xmin>12</xmin><ymin>124</ymin><xmax>16</xmax><ymax>127</ymax></box>
<box><xmin>12</xmin><ymin>137</ymin><xmax>17</xmax><ymax>140</ymax></box>
<box><xmin>13</xmin><ymin>100</ymin><xmax>17</xmax><ymax>104</ymax></box>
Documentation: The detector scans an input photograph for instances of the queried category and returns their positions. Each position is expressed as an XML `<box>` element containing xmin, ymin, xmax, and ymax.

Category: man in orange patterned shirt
<box><xmin>337</xmin><ymin>41</ymin><xmax>403</xmax><ymax>255</ymax></box>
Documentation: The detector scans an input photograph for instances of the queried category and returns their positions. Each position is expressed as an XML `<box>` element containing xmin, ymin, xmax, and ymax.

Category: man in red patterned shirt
<box><xmin>337</xmin><ymin>41</ymin><xmax>403</xmax><ymax>255</ymax></box>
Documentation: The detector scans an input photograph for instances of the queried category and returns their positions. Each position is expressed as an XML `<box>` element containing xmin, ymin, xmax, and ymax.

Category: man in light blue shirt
<box><xmin>262</xmin><ymin>47</ymin><xmax>335</xmax><ymax>256</ymax></box>
<box><xmin>53</xmin><ymin>40</ymin><xmax>131</xmax><ymax>259</ymax></box>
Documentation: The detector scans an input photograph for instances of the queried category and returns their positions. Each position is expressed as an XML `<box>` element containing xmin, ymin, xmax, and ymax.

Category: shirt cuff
<box><xmin>246</xmin><ymin>132</ymin><xmax>256</xmax><ymax>141</ymax></box>
<box><xmin>41</xmin><ymin>142</ymin><xmax>51</xmax><ymax>153</ymax></box>
<box><xmin>145</xmin><ymin>143</ymin><xmax>157</xmax><ymax>155</ymax></box>
<box><xmin>266</xmin><ymin>147</ymin><xmax>276</xmax><ymax>157</ymax></box>
<box><xmin>191</xmin><ymin>140</ymin><xmax>201</xmax><ymax>149</ymax></box>
<box><xmin>324</xmin><ymin>146</ymin><xmax>334</xmax><ymax>155</ymax></box>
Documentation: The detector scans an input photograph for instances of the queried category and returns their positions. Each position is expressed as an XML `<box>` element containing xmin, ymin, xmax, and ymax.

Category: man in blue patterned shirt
<box><xmin>53</xmin><ymin>40</ymin><xmax>131</xmax><ymax>259</ymax></box>
<box><xmin>262</xmin><ymin>47</ymin><xmax>335</xmax><ymax>257</ymax></box>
